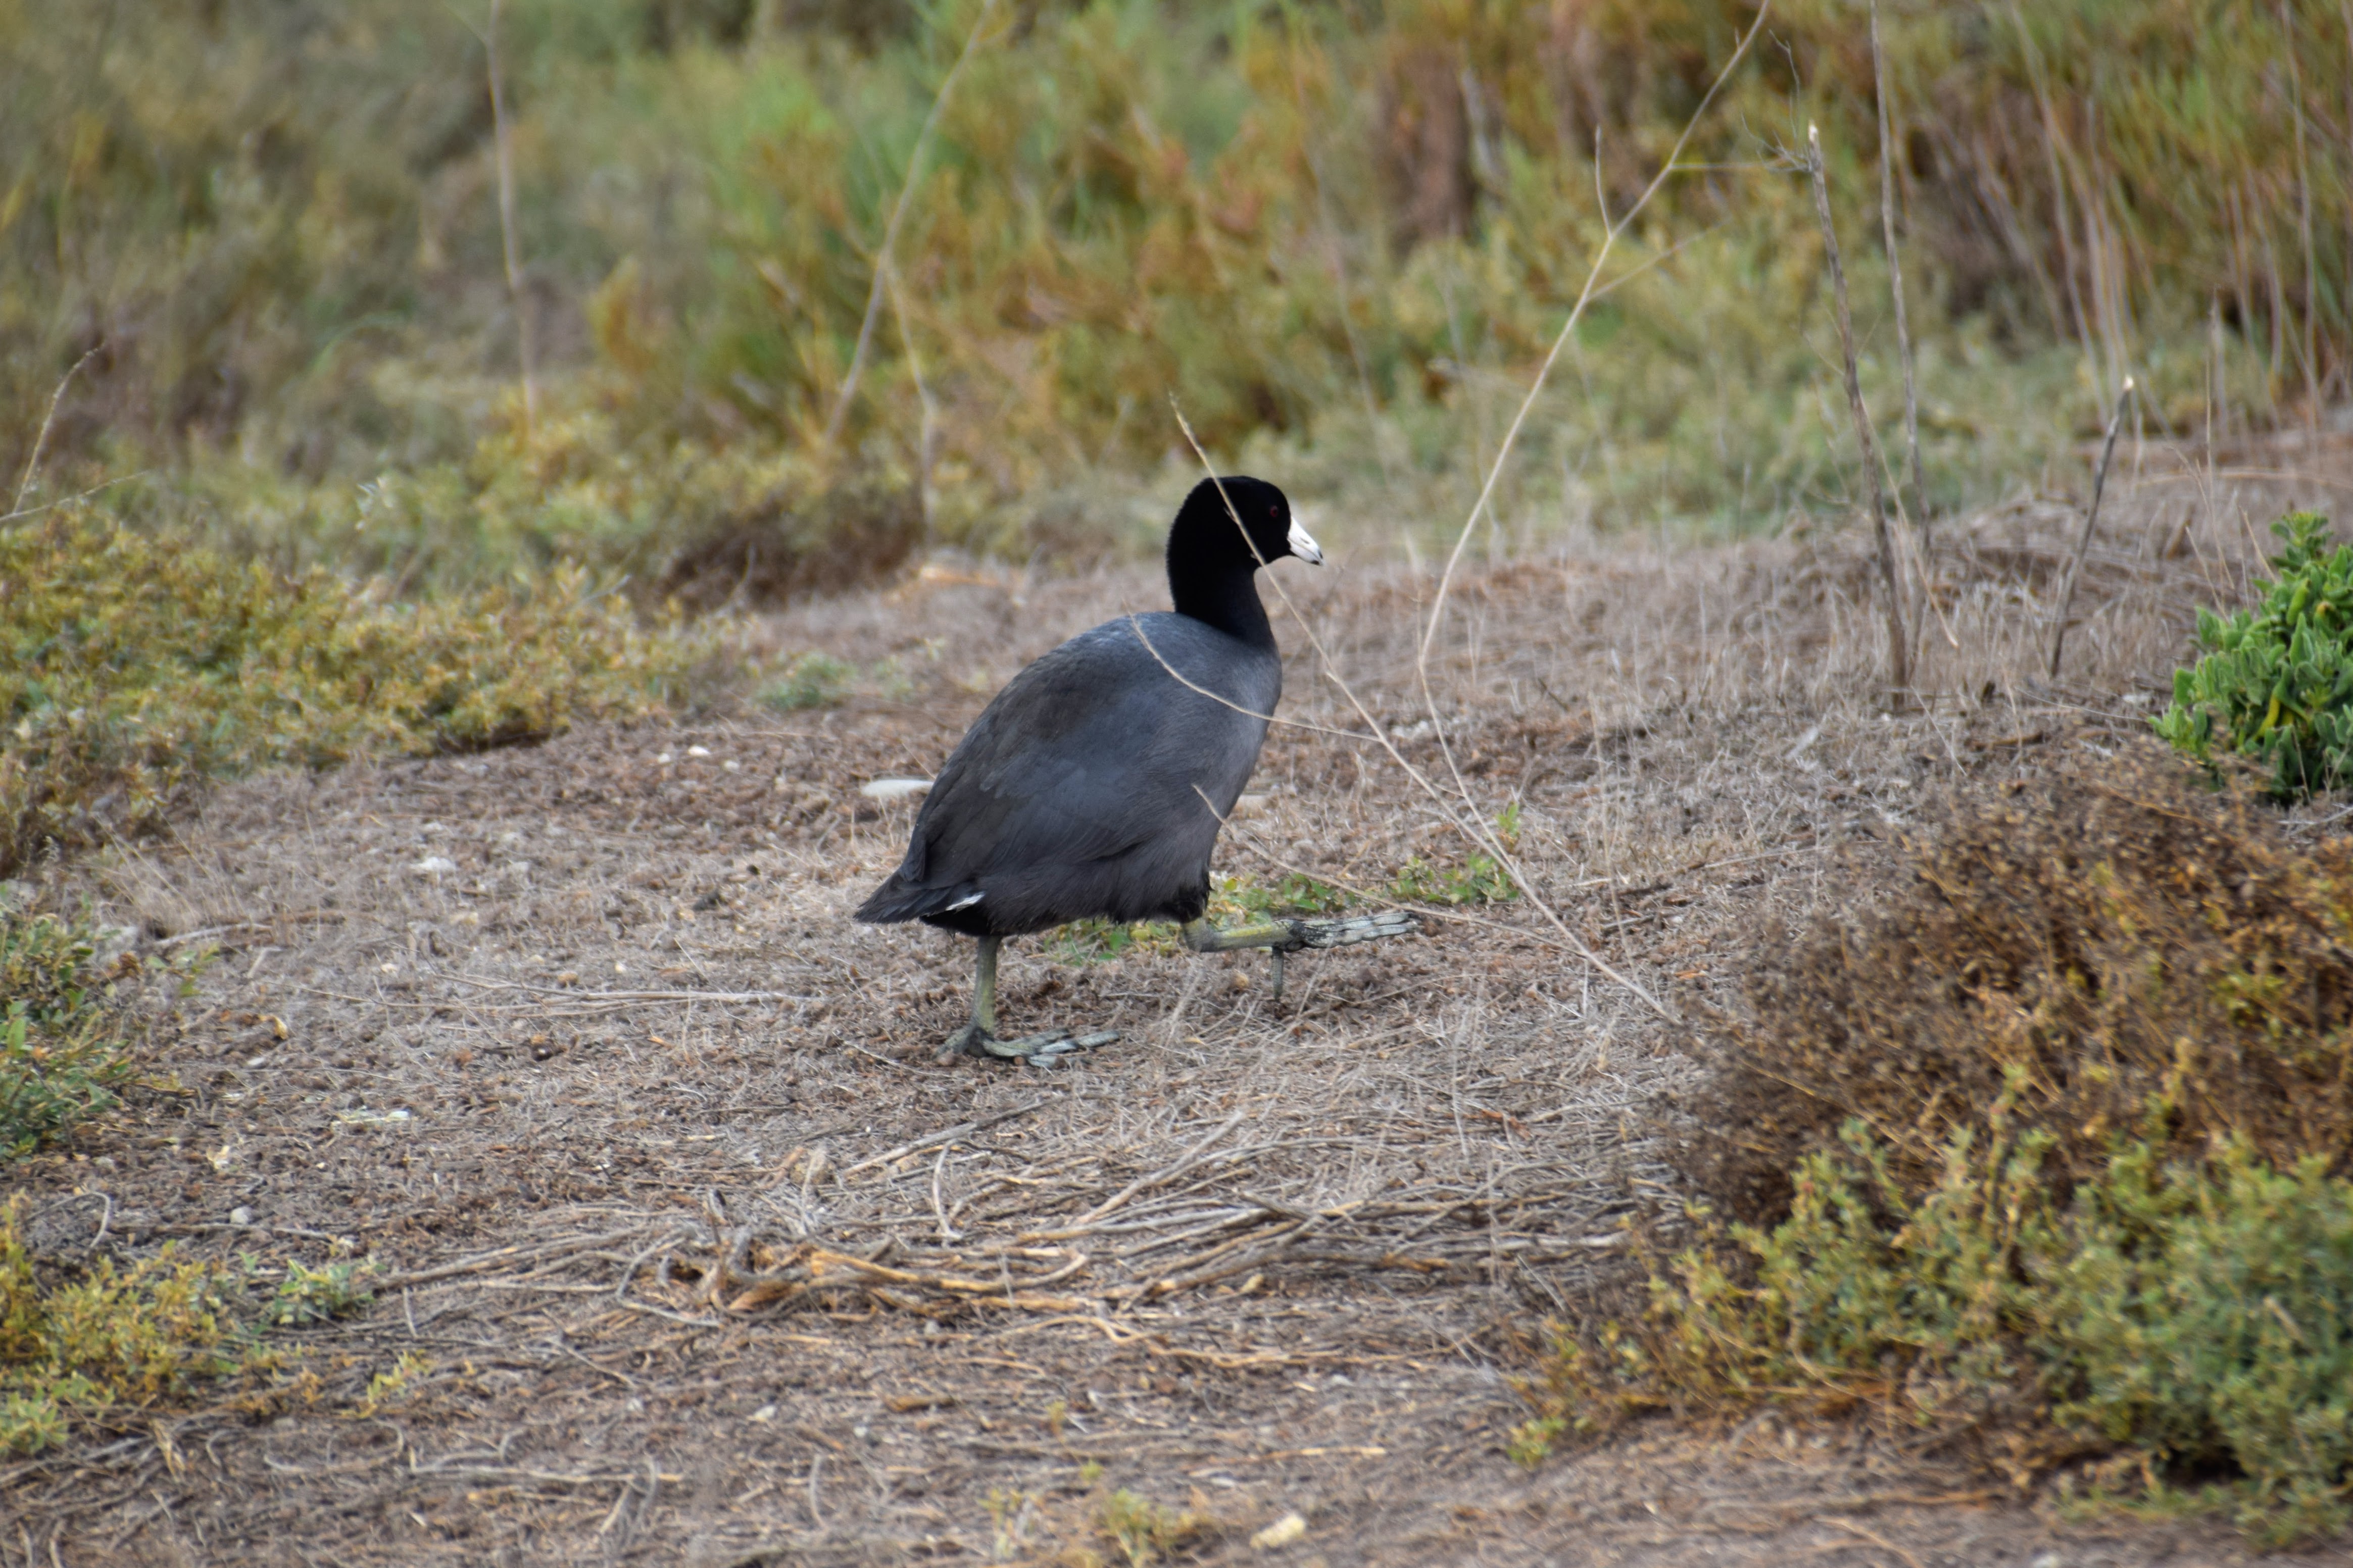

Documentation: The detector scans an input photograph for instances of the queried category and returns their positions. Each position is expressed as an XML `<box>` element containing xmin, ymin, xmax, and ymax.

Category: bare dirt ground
<box><xmin>8</xmin><ymin>451</ymin><xmax>2352</xmax><ymax>1565</ymax></box>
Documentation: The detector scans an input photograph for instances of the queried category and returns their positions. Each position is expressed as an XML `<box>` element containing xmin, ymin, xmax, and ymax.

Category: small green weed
<box><xmin>982</xmin><ymin>1486</ymin><xmax>1041</xmax><ymax>1561</ymax></box>
<box><xmin>1043</xmin><ymin>919</ymin><xmax>1173</xmax><ymax>964</ymax></box>
<box><xmin>357</xmin><ymin>1349</ymin><xmax>431</xmax><ymax>1417</ymax></box>
<box><xmin>760</xmin><ymin>652</ymin><xmax>856</xmax><ymax>711</ymax></box>
<box><xmin>1214</xmin><ymin>872</ymin><xmax>1352</xmax><ymax>919</ymax></box>
<box><xmin>1386</xmin><ymin>806</ymin><xmax>1519</xmax><ymax>906</ymax></box>
<box><xmin>2157</xmin><ymin>512</ymin><xmax>2353</xmax><ymax>798</ymax></box>
<box><xmin>260</xmin><ymin>1260</ymin><xmax>376</xmax><ymax>1328</ymax></box>
<box><xmin>1096</xmin><ymin>1487</ymin><xmax>1204</xmax><ymax>1567</ymax></box>
<box><xmin>1387</xmin><ymin>853</ymin><xmax>1516</xmax><ymax>906</ymax></box>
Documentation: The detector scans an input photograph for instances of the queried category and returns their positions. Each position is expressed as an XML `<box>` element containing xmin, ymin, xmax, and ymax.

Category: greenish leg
<box><xmin>973</xmin><ymin>934</ymin><xmax>999</xmax><ymax>1035</ymax></box>
<box><xmin>1179</xmin><ymin>916</ymin><xmax>1295</xmax><ymax>953</ymax></box>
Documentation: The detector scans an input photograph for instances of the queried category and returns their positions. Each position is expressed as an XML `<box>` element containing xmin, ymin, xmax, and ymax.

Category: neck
<box><xmin>1166</xmin><ymin>522</ymin><xmax>1273</xmax><ymax>647</ymax></box>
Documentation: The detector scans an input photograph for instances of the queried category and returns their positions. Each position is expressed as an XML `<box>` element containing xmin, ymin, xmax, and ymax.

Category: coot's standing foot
<box><xmin>935</xmin><ymin>940</ymin><xmax>1114</xmax><ymax>1065</ymax></box>
<box><xmin>959</xmin><ymin>1026</ymin><xmax>1119</xmax><ymax>1067</ymax></box>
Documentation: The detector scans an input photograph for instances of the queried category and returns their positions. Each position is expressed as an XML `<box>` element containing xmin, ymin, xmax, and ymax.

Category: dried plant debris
<box><xmin>1683</xmin><ymin>738</ymin><xmax>2353</xmax><ymax>1224</ymax></box>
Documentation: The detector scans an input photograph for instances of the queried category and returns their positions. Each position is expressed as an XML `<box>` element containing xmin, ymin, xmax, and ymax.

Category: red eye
<box><xmin>1268</xmin><ymin>505</ymin><xmax>1278</xmax><ymax>518</ymax></box>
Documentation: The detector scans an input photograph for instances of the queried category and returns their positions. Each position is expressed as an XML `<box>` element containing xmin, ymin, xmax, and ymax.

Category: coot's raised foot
<box><xmin>1181</xmin><ymin>908</ymin><xmax>1423</xmax><ymax>953</ymax></box>
<box><xmin>938</xmin><ymin>1024</ymin><xmax>1118</xmax><ymax>1067</ymax></box>
<box><xmin>1282</xmin><ymin>909</ymin><xmax>1423</xmax><ymax>950</ymax></box>
<box><xmin>1183</xmin><ymin>909</ymin><xmax>1421</xmax><ymax>1002</ymax></box>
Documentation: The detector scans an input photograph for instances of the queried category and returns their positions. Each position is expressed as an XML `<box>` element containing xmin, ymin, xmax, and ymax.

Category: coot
<box><xmin>856</xmin><ymin>476</ymin><xmax>1411</xmax><ymax>1064</ymax></box>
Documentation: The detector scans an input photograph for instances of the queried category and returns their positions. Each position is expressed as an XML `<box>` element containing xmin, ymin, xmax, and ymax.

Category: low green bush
<box><xmin>0</xmin><ymin>509</ymin><xmax>723</xmax><ymax>876</ymax></box>
<box><xmin>0</xmin><ymin>1199</ymin><xmax>381</xmax><ymax>1456</ymax></box>
<box><xmin>0</xmin><ymin>1197</ymin><xmax>244</xmax><ymax>1455</ymax></box>
<box><xmin>2157</xmin><ymin>512</ymin><xmax>2353</xmax><ymax>799</ymax></box>
<box><xmin>0</xmin><ymin>909</ymin><xmax>134</xmax><ymax>1159</ymax></box>
<box><xmin>1520</xmin><ymin>1120</ymin><xmax>2353</xmax><ymax>1547</ymax></box>
<box><xmin>760</xmin><ymin>652</ymin><xmax>857</xmax><ymax>712</ymax></box>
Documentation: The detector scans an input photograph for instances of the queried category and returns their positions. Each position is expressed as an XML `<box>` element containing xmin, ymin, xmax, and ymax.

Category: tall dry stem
<box><xmin>1171</xmin><ymin>415</ymin><xmax>1670</xmax><ymax>1020</ymax></box>
<box><xmin>2280</xmin><ymin>0</ymin><xmax>2322</xmax><ymax>423</ymax></box>
<box><xmin>1870</xmin><ymin>2</ymin><xmax>1927</xmax><ymax>533</ymax></box>
<box><xmin>9</xmin><ymin>345</ymin><xmax>99</xmax><ymax>515</ymax></box>
<box><xmin>1807</xmin><ymin>124</ymin><xmax>1909</xmax><ymax>696</ymax></box>
<box><xmin>2048</xmin><ymin>377</ymin><xmax>2135</xmax><ymax>679</ymax></box>
<box><xmin>484</xmin><ymin>0</ymin><xmax>537</xmax><ymax>436</ymax></box>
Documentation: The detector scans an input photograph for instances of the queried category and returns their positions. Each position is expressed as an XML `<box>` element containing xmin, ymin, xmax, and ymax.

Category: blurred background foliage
<box><xmin>0</xmin><ymin>0</ymin><xmax>2346</xmax><ymax>592</ymax></box>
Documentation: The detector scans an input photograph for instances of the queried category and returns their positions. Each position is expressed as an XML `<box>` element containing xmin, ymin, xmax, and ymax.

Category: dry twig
<box><xmin>2048</xmin><ymin>377</ymin><xmax>2137</xmax><ymax>677</ymax></box>
<box><xmin>1808</xmin><ymin>123</ymin><xmax>1909</xmax><ymax>695</ymax></box>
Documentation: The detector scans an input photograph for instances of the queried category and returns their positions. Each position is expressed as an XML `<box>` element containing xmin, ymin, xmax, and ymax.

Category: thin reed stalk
<box><xmin>9</xmin><ymin>346</ymin><xmax>99</xmax><ymax>515</ymax></box>
<box><xmin>2047</xmin><ymin>377</ymin><xmax>2134</xmax><ymax>679</ymax></box>
<box><xmin>884</xmin><ymin>263</ymin><xmax>939</xmax><ymax>538</ymax></box>
<box><xmin>1172</xmin><ymin>412</ymin><xmax>1672</xmax><ymax>1020</ymax></box>
<box><xmin>1158</xmin><ymin>9</ymin><xmax>1779</xmax><ymax>1025</ymax></box>
<box><xmin>2280</xmin><ymin>1</ymin><xmax>2322</xmax><ymax>423</ymax></box>
<box><xmin>1870</xmin><ymin>1</ymin><xmax>1927</xmax><ymax>533</ymax></box>
<box><xmin>1808</xmin><ymin>124</ymin><xmax>1909</xmax><ymax>696</ymax></box>
<box><xmin>823</xmin><ymin>0</ymin><xmax>1001</xmax><ymax>452</ymax></box>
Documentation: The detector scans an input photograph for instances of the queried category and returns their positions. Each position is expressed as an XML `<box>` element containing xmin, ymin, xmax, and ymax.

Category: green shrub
<box><xmin>2157</xmin><ymin>513</ymin><xmax>2353</xmax><ymax>799</ymax></box>
<box><xmin>0</xmin><ymin>911</ymin><xmax>133</xmax><ymax>1159</ymax></box>
<box><xmin>0</xmin><ymin>510</ymin><xmax>721</xmax><ymax>876</ymax></box>
<box><xmin>1525</xmin><ymin>1120</ymin><xmax>2353</xmax><ymax>1546</ymax></box>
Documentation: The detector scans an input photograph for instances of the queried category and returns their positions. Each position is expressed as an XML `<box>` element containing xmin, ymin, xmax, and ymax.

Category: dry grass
<box><xmin>0</xmin><ymin>448</ymin><xmax>2347</xmax><ymax>1561</ymax></box>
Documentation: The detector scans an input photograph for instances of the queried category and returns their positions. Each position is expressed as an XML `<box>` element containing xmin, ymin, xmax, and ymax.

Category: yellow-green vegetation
<box><xmin>1388</xmin><ymin>803</ymin><xmax>1519</xmax><ymax>904</ymax></box>
<box><xmin>1042</xmin><ymin>873</ymin><xmax>1352</xmax><ymax>962</ymax></box>
<box><xmin>0</xmin><ymin>906</ymin><xmax>140</xmax><ymax>1159</ymax></box>
<box><xmin>1516</xmin><ymin>746</ymin><xmax>2353</xmax><ymax>1543</ymax></box>
<box><xmin>0</xmin><ymin>509</ymin><xmax>719</xmax><ymax>876</ymax></box>
<box><xmin>2</xmin><ymin>1</ymin><xmax>2339</xmax><ymax>580</ymax></box>
<box><xmin>0</xmin><ymin>1199</ymin><xmax>244</xmax><ymax>1455</ymax></box>
<box><xmin>761</xmin><ymin>652</ymin><xmax>857</xmax><ymax>711</ymax></box>
<box><xmin>2158</xmin><ymin>513</ymin><xmax>2353</xmax><ymax>800</ymax></box>
<box><xmin>1387</xmin><ymin>851</ymin><xmax>1517</xmax><ymax>906</ymax></box>
<box><xmin>1044</xmin><ymin>917</ymin><xmax>1174</xmax><ymax>965</ymax></box>
<box><xmin>1095</xmin><ymin>1486</ymin><xmax>1206</xmax><ymax>1567</ymax></box>
<box><xmin>1218</xmin><ymin>870</ymin><xmax>1351</xmax><ymax>918</ymax></box>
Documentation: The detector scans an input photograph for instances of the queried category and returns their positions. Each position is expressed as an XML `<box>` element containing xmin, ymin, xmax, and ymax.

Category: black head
<box><xmin>1167</xmin><ymin>476</ymin><xmax>1320</xmax><ymax>573</ymax></box>
<box><xmin>1163</xmin><ymin>476</ymin><xmax>1319</xmax><ymax>644</ymax></box>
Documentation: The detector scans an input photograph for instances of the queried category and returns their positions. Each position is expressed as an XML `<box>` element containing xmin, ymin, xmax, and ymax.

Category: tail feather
<box><xmin>855</xmin><ymin>874</ymin><xmax>981</xmax><ymax>926</ymax></box>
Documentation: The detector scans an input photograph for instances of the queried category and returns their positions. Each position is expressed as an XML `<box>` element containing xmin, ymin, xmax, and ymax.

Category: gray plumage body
<box><xmin>856</xmin><ymin>612</ymin><xmax>1280</xmax><ymax>936</ymax></box>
